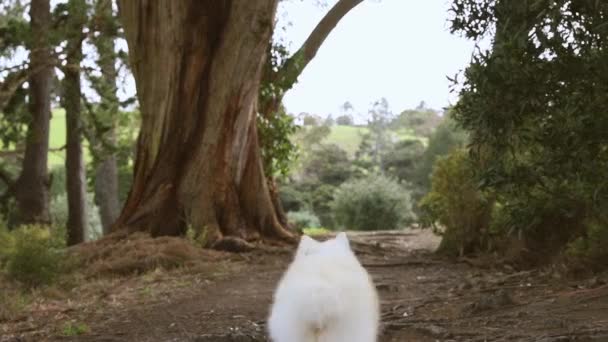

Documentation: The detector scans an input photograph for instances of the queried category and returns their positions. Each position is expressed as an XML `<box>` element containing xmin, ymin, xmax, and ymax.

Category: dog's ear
<box><xmin>335</xmin><ymin>232</ymin><xmax>350</xmax><ymax>249</ymax></box>
<box><xmin>296</xmin><ymin>235</ymin><xmax>319</xmax><ymax>257</ymax></box>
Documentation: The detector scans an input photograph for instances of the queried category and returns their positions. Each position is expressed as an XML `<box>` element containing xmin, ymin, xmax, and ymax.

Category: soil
<box><xmin>1</xmin><ymin>229</ymin><xmax>607</xmax><ymax>342</ymax></box>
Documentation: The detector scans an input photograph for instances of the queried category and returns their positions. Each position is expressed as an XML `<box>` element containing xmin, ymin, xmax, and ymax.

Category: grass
<box><xmin>326</xmin><ymin>125</ymin><xmax>368</xmax><ymax>155</ymax></box>
<box><xmin>323</xmin><ymin>125</ymin><xmax>428</xmax><ymax>156</ymax></box>
<box><xmin>61</xmin><ymin>321</ymin><xmax>90</xmax><ymax>336</ymax></box>
<box><xmin>49</xmin><ymin>108</ymin><xmax>94</xmax><ymax>167</ymax></box>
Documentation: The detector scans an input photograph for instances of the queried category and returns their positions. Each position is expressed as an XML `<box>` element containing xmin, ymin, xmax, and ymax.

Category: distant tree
<box><xmin>335</xmin><ymin>114</ymin><xmax>354</xmax><ymax>125</ymax></box>
<box><xmin>304</xmin><ymin>144</ymin><xmax>352</xmax><ymax>186</ymax></box>
<box><xmin>415</xmin><ymin>100</ymin><xmax>426</xmax><ymax>110</ymax></box>
<box><xmin>62</xmin><ymin>0</ymin><xmax>88</xmax><ymax>245</ymax></box>
<box><xmin>384</xmin><ymin>139</ymin><xmax>425</xmax><ymax>183</ymax></box>
<box><xmin>356</xmin><ymin>98</ymin><xmax>393</xmax><ymax>172</ymax></box>
<box><xmin>297</xmin><ymin>124</ymin><xmax>331</xmax><ymax>151</ymax></box>
<box><xmin>416</xmin><ymin>113</ymin><xmax>467</xmax><ymax>192</ymax></box>
<box><xmin>392</xmin><ymin>108</ymin><xmax>442</xmax><ymax>137</ymax></box>
<box><xmin>88</xmin><ymin>0</ymin><xmax>124</xmax><ymax>234</ymax></box>
<box><xmin>323</xmin><ymin>114</ymin><xmax>335</xmax><ymax>126</ymax></box>
<box><xmin>302</xmin><ymin>114</ymin><xmax>321</xmax><ymax>126</ymax></box>
<box><xmin>14</xmin><ymin>0</ymin><xmax>53</xmax><ymax>225</ymax></box>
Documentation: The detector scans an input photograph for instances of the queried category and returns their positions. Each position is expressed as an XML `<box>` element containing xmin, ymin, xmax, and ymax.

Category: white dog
<box><xmin>268</xmin><ymin>232</ymin><xmax>380</xmax><ymax>342</ymax></box>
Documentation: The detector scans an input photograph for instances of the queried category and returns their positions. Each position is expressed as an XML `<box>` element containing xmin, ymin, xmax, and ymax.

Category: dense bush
<box><xmin>287</xmin><ymin>210</ymin><xmax>321</xmax><ymax>230</ymax></box>
<box><xmin>310</xmin><ymin>184</ymin><xmax>337</xmax><ymax>229</ymax></box>
<box><xmin>384</xmin><ymin>139</ymin><xmax>426</xmax><ymax>192</ymax></box>
<box><xmin>304</xmin><ymin>144</ymin><xmax>353</xmax><ymax>186</ymax></box>
<box><xmin>419</xmin><ymin>149</ymin><xmax>494</xmax><ymax>256</ymax></box>
<box><xmin>331</xmin><ymin>174</ymin><xmax>414</xmax><ymax>231</ymax></box>
<box><xmin>415</xmin><ymin>113</ymin><xmax>468</xmax><ymax>192</ymax></box>
<box><xmin>3</xmin><ymin>225</ymin><xmax>66</xmax><ymax>287</ymax></box>
<box><xmin>335</xmin><ymin>115</ymin><xmax>354</xmax><ymax>125</ymax></box>
<box><xmin>278</xmin><ymin>184</ymin><xmax>310</xmax><ymax>213</ymax></box>
<box><xmin>566</xmin><ymin>218</ymin><xmax>608</xmax><ymax>272</ymax></box>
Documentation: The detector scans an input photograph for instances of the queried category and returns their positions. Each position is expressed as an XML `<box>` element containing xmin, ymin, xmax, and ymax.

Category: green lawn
<box><xmin>49</xmin><ymin>109</ymin><xmax>67</xmax><ymax>167</ymax></box>
<box><xmin>48</xmin><ymin>108</ymin><xmax>94</xmax><ymax>168</ymax></box>
<box><xmin>326</xmin><ymin>125</ymin><xmax>368</xmax><ymax>155</ymax></box>
<box><xmin>323</xmin><ymin>125</ymin><xmax>428</xmax><ymax>156</ymax></box>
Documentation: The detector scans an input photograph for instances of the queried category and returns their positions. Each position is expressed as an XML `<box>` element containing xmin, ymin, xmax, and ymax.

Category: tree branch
<box><xmin>275</xmin><ymin>0</ymin><xmax>364</xmax><ymax>91</ymax></box>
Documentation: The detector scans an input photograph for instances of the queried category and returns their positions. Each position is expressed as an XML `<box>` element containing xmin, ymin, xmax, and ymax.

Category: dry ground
<box><xmin>1</xmin><ymin>229</ymin><xmax>607</xmax><ymax>342</ymax></box>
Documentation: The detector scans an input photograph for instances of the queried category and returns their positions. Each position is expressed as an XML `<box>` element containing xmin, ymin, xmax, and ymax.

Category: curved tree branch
<box><xmin>275</xmin><ymin>0</ymin><xmax>364</xmax><ymax>90</ymax></box>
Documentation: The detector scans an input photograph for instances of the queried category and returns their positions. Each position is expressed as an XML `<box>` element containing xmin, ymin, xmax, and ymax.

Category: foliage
<box><xmin>384</xmin><ymin>139</ymin><xmax>425</xmax><ymax>183</ymax></box>
<box><xmin>566</xmin><ymin>217</ymin><xmax>608</xmax><ymax>271</ymax></box>
<box><xmin>49</xmin><ymin>166</ymin><xmax>67</xmax><ymax>198</ymax></box>
<box><xmin>419</xmin><ymin>149</ymin><xmax>494</xmax><ymax>256</ymax></box>
<box><xmin>447</xmin><ymin>0</ymin><xmax>608</xmax><ymax>266</ymax></box>
<box><xmin>257</xmin><ymin>105</ymin><xmax>299</xmax><ymax>178</ymax></box>
<box><xmin>391</xmin><ymin>108</ymin><xmax>442</xmax><ymax>137</ymax></box>
<box><xmin>3</xmin><ymin>225</ymin><xmax>66</xmax><ymax>287</ymax></box>
<box><xmin>335</xmin><ymin>114</ymin><xmax>354</xmax><ymax>125</ymax></box>
<box><xmin>296</xmin><ymin>124</ymin><xmax>331</xmax><ymax>151</ymax></box>
<box><xmin>278</xmin><ymin>183</ymin><xmax>309</xmax><ymax>213</ymax></box>
<box><xmin>257</xmin><ymin>39</ymin><xmax>301</xmax><ymax>179</ymax></box>
<box><xmin>0</xmin><ymin>224</ymin><xmax>14</xmax><ymax>265</ymax></box>
<box><xmin>310</xmin><ymin>184</ymin><xmax>337</xmax><ymax>229</ymax></box>
<box><xmin>287</xmin><ymin>210</ymin><xmax>321</xmax><ymax>230</ymax></box>
<box><xmin>355</xmin><ymin>98</ymin><xmax>394</xmax><ymax>172</ymax></box>
<box><xmin>303</xmin><ymin>144</ymin><xmax>353</xmax><ymax>186</ymax></box>
<box><xmin>415</xmin><ymin>113</ymin><xmax>468</xmax><ymax>192</ymax></box>
<box><xmin>302</xmin><ymin>114</ymin><xmax>321</xmax><ymax>126</ymax></box>
<box><xmin>332</xmin><ymin>174</ymin><xmax>414</xmax><ymax>231</ymax></box>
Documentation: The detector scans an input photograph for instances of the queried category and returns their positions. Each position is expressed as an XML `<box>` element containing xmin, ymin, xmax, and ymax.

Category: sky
<box><xmin>276</xmin><ymin>0</ymin><xmax>480</xmax><ymax>120</ymax></box>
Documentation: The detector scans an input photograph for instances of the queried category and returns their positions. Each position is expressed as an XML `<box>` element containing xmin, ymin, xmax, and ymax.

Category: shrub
<box><xmin>278</xmin><ymin>185</ymin><xmax>310</xmax><ymax>213</ymax></box>
<box><xmin>4</xmin><ymin>225</ymin><xmax>66</xmax><ymax>287</ymax></box>
<box><xmin>310</xmin><ymin>184</ymin><xmax>337</xmax><ymax>229</ymax></box>
<box><xmin>418</xmin><ymin>149</ymin><xmax>494</xmax><ymax>256</ymax></box>
<box><xmin>331</xmin><ymin>174</ymin><xmax>414</xmax><ymax>231</ymax></box>
<box><xmin>0</xmin><ymin>224</ymin><xmax>15</xmax><ymax>265</ymax></box>
<box><xmin>304</xmin><ymin>144</ymin><xmax>353</xmax><ymax>186</ymax></box>
<box><xmin>287</xmin><ymin>210</ymin><xmax>321</xmax><ymax>230</ymax></box>
<box><xmin>566</xmin><ymin>217</ymin><xmax>608</xmax><ymax>272</ymax></box>
<box><xmin>335</xmin><ymin>114</ymin><xmax>354</xmax><ymax>126</ymax></box>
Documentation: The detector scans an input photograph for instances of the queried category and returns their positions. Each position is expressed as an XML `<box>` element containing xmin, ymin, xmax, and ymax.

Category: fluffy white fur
<box><xmin>268</xmin><ymin>232</ymin><xmax>380</xmax><ymax>342</ymax></box>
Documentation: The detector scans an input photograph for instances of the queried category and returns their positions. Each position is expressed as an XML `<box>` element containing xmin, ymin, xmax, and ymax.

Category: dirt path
<box><xmin>2</xmin><ymin>229</ymin><xmax>608</xmax><ymax>341</ymax></box>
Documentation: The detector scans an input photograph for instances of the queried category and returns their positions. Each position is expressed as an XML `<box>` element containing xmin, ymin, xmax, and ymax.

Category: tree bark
<box><xmin>95</xmin><ymin>150</ymin><xmax>119</xmax><ymax>235</ymax></box>
<box><xmin>92</xmin><ymin>0</ymin><xmax>120</xmax><ymax>235</ymax></box>
<box><xmin>114</xmin><ymin>0</ymin><xmax>295</xmax><ymax>245</ymax></box>
<box><xmin>14</xmin><ymin>0</ymin><xmax>52</xmax><ymax>226</ymax></box>
<box><xmin>64</xmin><ymin>0</ymin><xmax>88</xmax><ymax>245</ymax></box>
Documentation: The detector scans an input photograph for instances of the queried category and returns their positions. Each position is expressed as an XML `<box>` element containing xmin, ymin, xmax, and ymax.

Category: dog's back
<box><xmin>268</xmin><ymin>233</ymin><xmax>379</xmax><ymax>342</ymax></box>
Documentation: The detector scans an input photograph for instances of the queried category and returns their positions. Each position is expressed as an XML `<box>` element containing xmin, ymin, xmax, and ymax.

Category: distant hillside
<box><xmin>303</xmin><ymin>125</ymin><xmax>427</xmax><ymax>157</ymax></box>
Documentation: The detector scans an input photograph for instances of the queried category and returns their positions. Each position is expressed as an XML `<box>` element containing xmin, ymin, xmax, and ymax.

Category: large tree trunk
<box><xmin>114</xmin><ymin>0</ymin><xmax>295</xmax><ymax>245</ymax></box>
<box><xmin>14</xmin><ymin>0</ymin><xmax>52</xmax><ymax>226</ymax></box>
<box><xmin>92</xmin><ymin>0</ymin><xmax>120</xmax><ymax>235</ymax></box>
<box><xmin>64</xmin><ymin>0</ymin><xmax>88</xmax><ymax>245</ymax></box>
